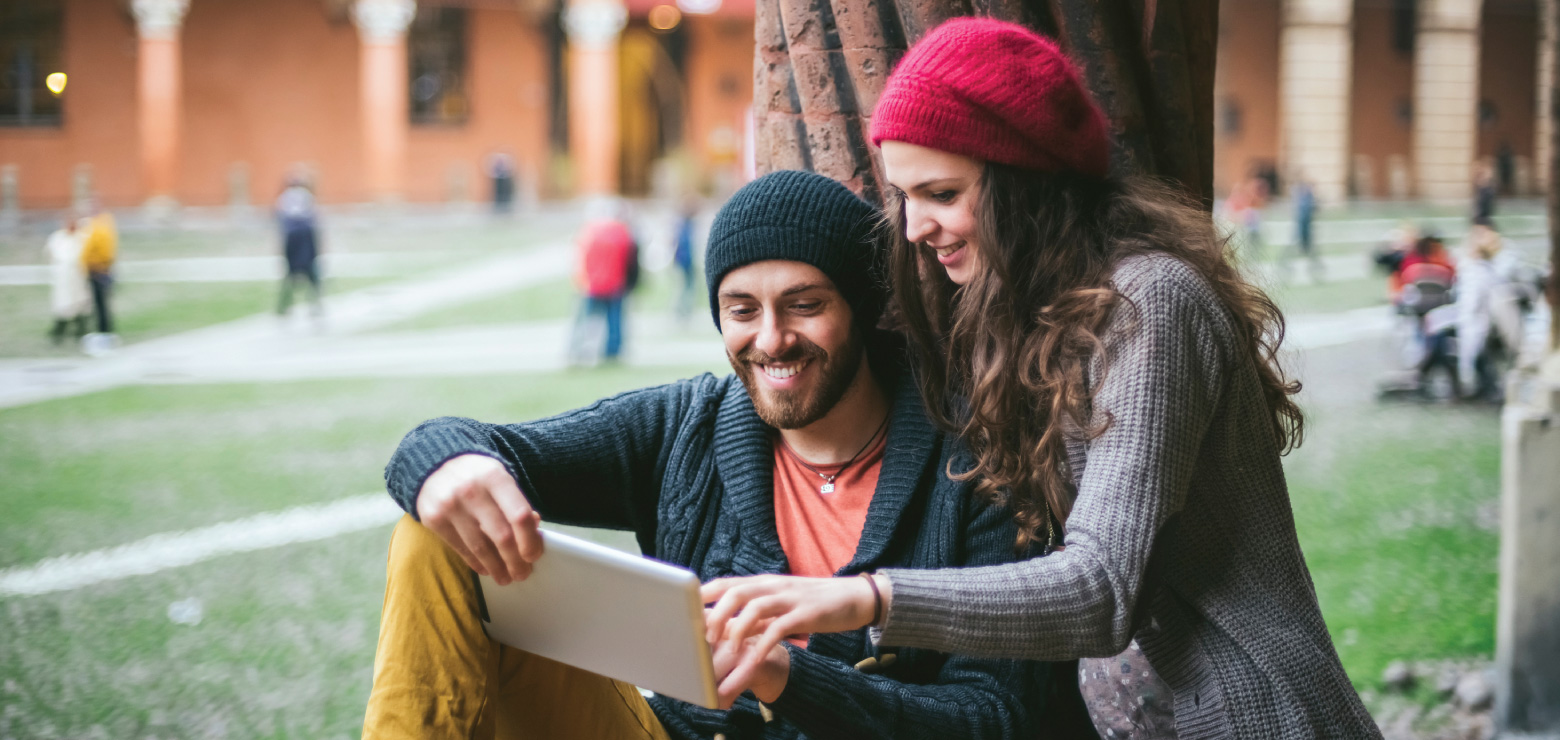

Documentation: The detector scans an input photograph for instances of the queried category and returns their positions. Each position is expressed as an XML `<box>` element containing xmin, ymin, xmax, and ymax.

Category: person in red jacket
<box><xmin>569</xmin><ymin>208</ymin><xmax>638</xmax><ymax>363</ymax></box>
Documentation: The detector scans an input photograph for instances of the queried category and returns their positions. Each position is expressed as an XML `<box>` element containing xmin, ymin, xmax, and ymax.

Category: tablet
<box><xmin>474</xmin><ymin>528</ymin><xmax>720</xmax><ymax>709</ymax></box>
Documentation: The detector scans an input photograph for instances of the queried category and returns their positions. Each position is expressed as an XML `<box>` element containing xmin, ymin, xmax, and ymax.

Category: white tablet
<box><xmin>474</xmin><ymin>527</ymin><xmax>720</xmax><ymax>709</ymax></box>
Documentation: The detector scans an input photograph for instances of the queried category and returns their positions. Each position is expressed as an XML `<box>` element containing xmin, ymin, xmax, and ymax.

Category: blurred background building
<box><xmin>0</xmin><ymin>0</ymin><xmax>1547</xmax><ymax>210</ymax></box>
<box><xmin>1216</xmin><ymin>0</ymin><xmax>1547</xmax><ymax>204</ymax></box>
<box><xmin>0</xmin><ymin>0</ymin><xmax>754</xmax><ymax>210</ymax></box>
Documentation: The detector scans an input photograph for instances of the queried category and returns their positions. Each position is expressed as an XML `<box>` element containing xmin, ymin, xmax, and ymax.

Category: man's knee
<box><xmin>386</xmin><ymin>515</ymin><xmax>470</xmax><ymax>585</ymax></box>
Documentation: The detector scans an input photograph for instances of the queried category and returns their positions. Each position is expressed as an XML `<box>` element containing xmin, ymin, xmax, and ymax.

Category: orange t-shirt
<box><xmin>772</xmin><ymin>430</ymin><xmax>887</xmax><ymax>645</ymax></box>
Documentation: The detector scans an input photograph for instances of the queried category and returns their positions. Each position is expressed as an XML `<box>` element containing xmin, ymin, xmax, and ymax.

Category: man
<box><xmin>362</xmin><ymin>171</ymin><xmax>1063</xmax><ymax>739</ymax></box>
<box><xmin>275</xmin><ymin>174</ymin><xmax>323</xmax><ymax>319</ymax></box>
<box><xmin>569</xmin><ymin>203</ymin><xmax>637</xmax><ymax>364</ymax></box>
<box><xmin>79</xmin><ymin>202</ymin><xmax>118</xmax><ymax>350</ymax></box>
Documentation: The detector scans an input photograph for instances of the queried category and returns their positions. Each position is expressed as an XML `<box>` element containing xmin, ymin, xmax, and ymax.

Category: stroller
<box><xmin>1384</xmin><ymin>261</ymin><xmax>1461</xmax><ymax>400</ymax></box>
<box><xmin>1379</xmin><ymin>259</ymin><xmax>1543</xmax><ymax>402</ymax></box>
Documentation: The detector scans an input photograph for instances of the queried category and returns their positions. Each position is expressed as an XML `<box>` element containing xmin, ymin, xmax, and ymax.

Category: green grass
<box><xmin>1269</xmin><ymin>276</ymin><xmax>1390</xmax><ymax>316</ymax></box>
<box><xmin>0</xmin><ymin>219</ymin><xmax>577</xmax><ymax>265</ymax></box>
<box><xmin>0</xmin><ymin>365</ymin><xmax>724</xmax><ymax>566</ymax></box>
<box><xmin>0</xmin><ymin>527</ymin><xmax>390</xmax><ymax>739</ymax></box>
<box><xmin>0</xmin><ymin>277</ymin><xmax>388</xmax><ymax>358</ymax></box>
<box><xmin>376</xmin><ymin>268</ymin><xmax>704</xmax><ymax>332</ymax></box>
<box><xmin>1287</xmin><ymin>404</ymin><xmax>1500</xmax><ymax>692</ymax></box>
<box><xmin>0</xmin><ymin>366</ymin><xmax>726</xmax><ymax>738</ymax></box>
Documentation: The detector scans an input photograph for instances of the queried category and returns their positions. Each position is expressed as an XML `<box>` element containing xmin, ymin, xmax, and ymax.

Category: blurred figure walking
<box><xmin>1288</xmin><ymin>175</ymin><xmax>1324</xmax><ymax>283</ymax></box>
<box><xmin>1473</xmin><ymin>163</ymin><xmax>1497</xmax><ymax>223</ymax></box>
<box><xmin>44</xmin><ymin>216</ymin><xmax>90</xmax><ymax>344</ymax></box>
<box><xmin>486</xmin><ymin>152</ymin><xmax>516</xmax><ymax>214</ymax></box>
<box><xmin>569</xmin><ymin>205</ymin><xmax>637</xmax><ymax>364</ymax></box>
<box><xmin>672</xmin><ymin>198</ymin><xmax>698</xmax><ymax>322</ymax></box>
<box><xmin>1222</xmin><ymin>176</ymin><xmax>1267</xmax><ymax>261</ymax></box>
<box><xmin>1453</xmin><ymin>222</ymin><xmax>1525</xmax><ymax>399</ymax></box>
<box><xmin>275</xmin><ymin>174</ymin><xmax>323</xmax><ymax>320</ymax></box>
<box><xmin>79</xmin><ymin>202</ymin><xmax>119</xmax><ymax>353</ymax></box>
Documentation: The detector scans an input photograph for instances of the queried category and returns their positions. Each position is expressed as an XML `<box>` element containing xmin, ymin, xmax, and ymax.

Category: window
<box><xmin>1219</xmin><ymin>98</ymin><xmax>1243</xmax><ymax>139</ymax></box>
<box><xmin>409</xmin><ymin>7</ymin><xmax>469</xmax><ymax>126</ymax></box>
<box><xmin>0</xmin><ymin>0</ymin><xmax>64</xmax><ymax>128</ymax></box>
<box><xmin>1391</xmin><ymin>0</ymin><xmax>1416</xmax><ymax>56</ymax></box>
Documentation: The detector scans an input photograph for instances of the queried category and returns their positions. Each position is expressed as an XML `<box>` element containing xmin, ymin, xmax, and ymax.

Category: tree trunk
<box><xmin>751</xmin><ymin>0</ymin><xmax>1220</xmax><ymax>209</ymax></box>
<box><xmin>1550</xmin><ymin>1</ymin><xmax>1560</xmax><ymax>345</ymax></box>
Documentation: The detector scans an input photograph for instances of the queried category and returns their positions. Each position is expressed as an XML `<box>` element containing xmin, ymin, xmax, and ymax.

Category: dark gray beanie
<box><xmin>705</xmin><ymin>170</ymin><xmax>882</xmax><ymax>330</ymax></box>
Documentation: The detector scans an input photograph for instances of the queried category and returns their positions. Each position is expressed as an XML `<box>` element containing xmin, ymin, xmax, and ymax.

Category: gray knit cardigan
<box><xmin>877</xmin><ymin>254</ymin><xmax>1383</xmax><ymax>739</ymax></box>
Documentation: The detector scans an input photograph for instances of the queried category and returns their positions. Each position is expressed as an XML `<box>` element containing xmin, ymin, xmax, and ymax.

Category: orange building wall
<box><xmin>1476</xmin><ymin>4</ymin><xmax>1537</xmax><ymax>162</ymax></box>
<box><xmin>683</xmin><ymin>16</ymin><xmax>753</xmax><ymax>193</ymax></box>
<box><xmin>1349</xmin><ymin>5</ymin><xmax>1415</xmax><ymax>198</ymax></box>
<box><xmin>404</xmin><ymin>7</ymin><xmax>550</xmax><ymax>204</ymax></box>
<box><xmin>180</xmin><ymin>0</ymin><xmax>363</xmax><ymax>206</ymax></box>
<box><xmin>1211</xmin><ymin>0</ymin><xmax>1281</xmax><ymax>197</ymax></box>
<box><xmin>0</xmin><ymin>0</ymin><xmax>140</xmax><ymax>209</ymax></box>
<box><xmin>0</xmin><ymin>0</ymin><xmax>552</xmax><ymax>208</ymax></box>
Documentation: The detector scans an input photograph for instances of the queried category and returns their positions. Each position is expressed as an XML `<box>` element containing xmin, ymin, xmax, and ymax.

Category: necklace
<box><xmin>784</xmin><ymin>414</ymin><xmax>890</xmax><ymax>494</ymax></box>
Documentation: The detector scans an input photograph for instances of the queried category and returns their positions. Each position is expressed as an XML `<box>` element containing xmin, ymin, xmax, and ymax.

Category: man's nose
<box><xmin>754</xmin><ymin>311</ymin><xmax>792</xmax><ymax>358</ymax></box>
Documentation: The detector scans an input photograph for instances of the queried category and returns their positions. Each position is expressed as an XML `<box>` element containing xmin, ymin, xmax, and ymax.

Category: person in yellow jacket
<box><xmin>79</xmin><ymin>206</ymin><xmax>118</xmax><ymax>338</ymax></box>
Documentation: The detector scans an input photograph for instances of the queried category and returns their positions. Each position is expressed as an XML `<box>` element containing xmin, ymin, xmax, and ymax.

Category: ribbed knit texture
<box><xmin>704</xmin><ymin>170</ymin><xmax>882</xmax><ymax>330</ymax></box>
<box><xmin>871</xmin><ymin>18</ymin><xmax>1110</xmax><ymax>178</ymax></box>
<box><xmin>874</xmin><ymin>254</ymin><xmax>1382</xmax><ymax>739</ymax></box>
<box><xmin>383</xmin><ymin>353</ymin><xmax>1060</xmax><ymax>740</ymax></box>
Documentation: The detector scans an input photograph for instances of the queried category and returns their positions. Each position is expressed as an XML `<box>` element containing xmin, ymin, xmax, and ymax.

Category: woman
<box><xmin>703</xmin><ymin>18</ymin><xmax>1380</xmax><ymax>739</ymax></box>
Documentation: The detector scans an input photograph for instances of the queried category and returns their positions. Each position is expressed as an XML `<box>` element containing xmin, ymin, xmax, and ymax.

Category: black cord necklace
<box><xmin>784</xmin><ymin>414</ymin><xmax>890</xmax><ymax>494</ymax></box>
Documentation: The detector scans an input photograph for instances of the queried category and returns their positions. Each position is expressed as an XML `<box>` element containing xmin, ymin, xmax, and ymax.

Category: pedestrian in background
<box><xmin>275</xmin><ymin>174</ymin><xmax>323</xmax><ymax>320</ymax></box>
<box><xmin>1473</xmin><ymin>162</ymin><xmax>1497</xmax><ymax>223</ymax></box>
<box><xmin>672</xmin><ymin>197</ymin><xmax>699</xmax><ymax>322</ymax></box>
<box><xmin>1289</xmin><ymin>174</ymin><xmax>1324</xmax><ymax>283</ymax></box>
<box><xmin>486</xmin><ymin>152</ymin><xmax>516</xmax><ymax>214</ymax></box>
<box><xmin>1222</xmin><ymin>176</ymin><xmax>1266</xmax><ymax>261</ymax></box>
<box><xmin>79</xmin><ymin>202</ymin><xmax>119</xmax><ymax>352</ymax></box>
<box><xmin>44</xmin><ymin>216</ymin><xmax>90</xmax><ymax>345</ymax></box>
<box><xmin>568</xmin><ymin>203</ymin><xmax>636</xmax><ymax>365</ymax></box>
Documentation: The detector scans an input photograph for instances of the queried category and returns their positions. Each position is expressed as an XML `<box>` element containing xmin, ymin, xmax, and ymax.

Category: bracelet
<box><xmin>859</xmin><ymin>572</ymin><xmax>882</xmax><ymax>627</ymax></box>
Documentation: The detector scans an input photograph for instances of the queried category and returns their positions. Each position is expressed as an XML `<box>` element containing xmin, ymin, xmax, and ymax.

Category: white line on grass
<box><xmin>0</xmin><ymin>493</ymin><xmax>403</xmax><ymax>597</ymax></box>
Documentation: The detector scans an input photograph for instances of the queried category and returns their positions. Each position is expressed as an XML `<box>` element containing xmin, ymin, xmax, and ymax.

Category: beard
<box><xmin>730</xmin><ymin>328</ymin><xmax>865</xmax><ymax>430</ymax></box>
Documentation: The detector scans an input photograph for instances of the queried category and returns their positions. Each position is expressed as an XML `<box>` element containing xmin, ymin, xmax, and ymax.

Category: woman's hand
<box><xmin>709</xmin><ymin>625</ymin><xmax>790</xmax><ymax>708</ymax></box>
<box><xmin>701</xmin><ymin>574</ymin><xmax>890</xmax><ymax>697</ymax></box>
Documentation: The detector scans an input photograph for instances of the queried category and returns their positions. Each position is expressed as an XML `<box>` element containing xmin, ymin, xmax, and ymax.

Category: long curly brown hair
<box><xmin>887</xmin><ymin>163</ymin><xmax>1304</xmax><ymax>550</ymax></box>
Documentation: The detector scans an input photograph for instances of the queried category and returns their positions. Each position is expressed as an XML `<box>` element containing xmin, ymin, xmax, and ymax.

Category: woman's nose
<box><xmin>903</xmin><ymin>201</ymin><xmax>935</xmax><ymax>244</ymax></box>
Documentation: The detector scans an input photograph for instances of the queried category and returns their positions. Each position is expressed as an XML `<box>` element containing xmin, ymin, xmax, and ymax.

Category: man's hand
<box><xmin>415</xmin><ymin>453</ymin><xmax>544</xmax><ymax>585</ymax></box>
<box><xmin>709</xmin><ymin>624</ymin><xmax>791</xmax><ymax>709</ymax></box>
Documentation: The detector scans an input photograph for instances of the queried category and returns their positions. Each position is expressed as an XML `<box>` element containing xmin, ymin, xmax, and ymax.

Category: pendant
<box><xmin>820</xmin><ymin>482</ymin><xmax>836</xmax><ymax>494</ymax></box>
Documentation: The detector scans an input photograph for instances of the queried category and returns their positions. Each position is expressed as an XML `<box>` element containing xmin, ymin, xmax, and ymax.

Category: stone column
<box><xmin>564</xmin><ymin>0</ymin><xmax>626</xmax><ymax>195</ymax></box>
<box><xmin>0</xmin><ymin>165</ymin><xmax>17</xmax><ymax>226</ymax></box>
<box><xmin>1414</xmin><ymin>0</ymin><xmax>1483</xmax><ymax>203</ymax></box>
<box><xmin>1280</xmin><ymin>0</ymin><xmax>1353</xmax><ymax>204</ymax></box>
<box><xmin>132</xmin><ymin>0</ymin><xmax>190</xmax><ymax>214</ymax></box>
<box><xmin>353</xmin><ymin>0</ymin><xmax>416</xmax><ymax>203</ymax></box>
<box><xmin>1496</xmin><ymin>370</ymin><xmax>1560</xmax><ymax>736</ymax></box>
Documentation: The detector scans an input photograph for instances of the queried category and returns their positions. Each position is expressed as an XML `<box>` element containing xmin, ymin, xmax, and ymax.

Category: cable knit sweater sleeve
<box><xmin>383</xmin><ymin>375</ymin><xmax>716</xmax><ymax>538</ymax></box>
<box><xmin>876</xmin><ymin>255</ymin><xmax>1228</xmax><ymax>660</ymax></box>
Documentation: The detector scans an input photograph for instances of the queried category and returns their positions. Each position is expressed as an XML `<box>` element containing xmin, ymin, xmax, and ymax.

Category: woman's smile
<box><xmin>931</xmin><ymin>241</ymin><xmax>968</xmax><ymax>266</ymax></box>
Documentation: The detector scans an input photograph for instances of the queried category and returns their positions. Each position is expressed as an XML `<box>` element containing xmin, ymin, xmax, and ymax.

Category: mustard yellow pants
<box><xmin>362</xmin><ymin>515</ymin><xmax>673</xmax><ymax>740</ymax></box>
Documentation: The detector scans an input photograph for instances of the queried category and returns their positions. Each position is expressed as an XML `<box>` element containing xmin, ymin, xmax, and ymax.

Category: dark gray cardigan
<box><xmin>384</xmin><ymin>366</ymin><xmax>1059</xmax><ymax>740</ymax></box>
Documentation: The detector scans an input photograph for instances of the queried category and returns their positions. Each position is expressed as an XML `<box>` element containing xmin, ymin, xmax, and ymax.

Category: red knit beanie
<box><xmin>871</xmin><ymin>18</ymin><xmax>1110</xmax><ymax>179</ymax></box>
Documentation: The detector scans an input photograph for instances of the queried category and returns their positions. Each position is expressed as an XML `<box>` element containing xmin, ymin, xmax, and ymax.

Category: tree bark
<box><xmin>752</xmin><ymin>0</ymin><xmax>1220</xmax><ymax>209</ymax></box>
<box><xmin>1550</xmin><ymin>1</ymin><xmax>1560</xmax><ymax>344</ymax></box>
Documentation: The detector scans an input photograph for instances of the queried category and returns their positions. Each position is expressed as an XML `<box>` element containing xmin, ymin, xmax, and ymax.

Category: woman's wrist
<box><xmin>863</xmin><ymin>573</ymin><xmax>892</xmax><ymax>628</ymax></box>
